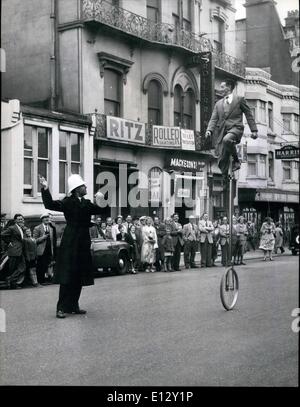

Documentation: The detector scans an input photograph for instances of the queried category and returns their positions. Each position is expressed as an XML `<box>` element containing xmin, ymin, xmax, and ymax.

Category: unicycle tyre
<box><xmin>220</xmin><ymin>266</ymin><xmax>239</xmax><ymax>310</ymax></box>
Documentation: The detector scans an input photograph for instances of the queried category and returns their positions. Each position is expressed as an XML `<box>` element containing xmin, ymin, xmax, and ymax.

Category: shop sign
<box><xmin>275</xmin><ymin>145</ymin><xmax>299</xmax><ymax>159</ymax></box>
<box><xmin>188</xmin><ymin>52</ymin><xmax>214</xmax><ymax>146</ymax></box>
<box><xmin>166</xmin><ymin>155</ymin><xmax>206</xmax><ymax>172</ymax></box>
<box><xmin>107</xmin><ymin>116</ymin><xmax>145</xmax><ymax>144</ymax></box>
<box><xmin>152</xmin><ymin>125</ymin><xmax>181</xmax><ymax>148</ymax></box>
<box><xmin>177</xmin><ymin>188</ymin><xmax>191</xmax><ymax>198</ymax></box>
<box><xmin>181</xmin><ymin>129</ymin><xmax>195</xmax><ymax>150</ymax></box>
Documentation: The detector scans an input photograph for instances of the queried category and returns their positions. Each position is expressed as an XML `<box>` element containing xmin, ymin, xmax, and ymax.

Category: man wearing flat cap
<box><xmin>33</xmin><ymin>213</ymin><xmax>56</xmax><ymax>284</ymax></box>
<box><xmin>39</xmin><ymin>174</ymin><xmax>104</xmax><ymax>319</ymax></box>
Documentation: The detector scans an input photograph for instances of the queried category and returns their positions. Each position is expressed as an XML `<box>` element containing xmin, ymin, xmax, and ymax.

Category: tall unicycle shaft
<box><xmin>220</xmin><ymin>157</ymin><xmax>239</xmax><ymax>310</ymax></box>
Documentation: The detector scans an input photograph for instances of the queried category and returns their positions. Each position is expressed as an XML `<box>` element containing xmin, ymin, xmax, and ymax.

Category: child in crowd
<box><xmin>161</xmin><ymin>227</ymin><xmax>175</xmax><ymax>272</ymax></box>
<box><xmin>23</xmin><ymin>228</ymin><xmax>39</xmax><ymax>287</ymax></box>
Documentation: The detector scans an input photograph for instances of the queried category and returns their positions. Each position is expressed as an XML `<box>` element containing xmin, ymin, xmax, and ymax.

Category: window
<box><xmin>258</xmin><ymin>100</ymin><xmax>266</xmax><ymax>123</ymax></box>
<box><xmin>282</xmin><ymin>160</ymin><xmax>292</xmax><ymax>180</ymax></box>
<box><xmin>294</xmin><ymin>114</ymin><xmax>299</xmax><ymax>134</ymax></box>
<box><xmin>147</xmin><ymin>0</ymin><xmax>159</xmax><ymax>23</ymax></box>
<box><xmin>174</xmin><ymin>85</ymin><xmax>183</xmax><ymax>127</ymax></box>
<box><xmin>282</xmin><ymin>113</ymin><xmax>292</xmax><ymax>133</ymax></box>
<box><xmin>183</xmin><ymin>89</ymin><xmax>195</xmax><ymax>129</ymax></box>
<box><xmin>268</xmin><ymin>151</ymin><xmax>274</xmax><ymax>181</ymax></box>
<box><xmin>59</xmin><ymin>131</ymin><xmax>83</xmax><ymax>194</ymax></box>
<box><xmin>247</xmin><ymin>154</ymin><xmax>257</xmax><ymax>176</ymax></box>
<box><xmin>148</xmin><ymin>80</ymin><xmax>162</xmax><ymax>125</ymax></box>
<box><xmin>182</xmin><ymin>0</ymin><xmax>192</xmax><ymax>31</ymax></box>
<box><xmin>104</xmin><ymin>69</ymin><xmax>121</xmax><ymax>117</ymax></box>
<box><xmin>258</xmin><ymin>154</ymin><xmax>266</xmax><ymax>177</ymax></box>
<box><xmin>24</xmin><ymin>125</ymin><xmax>50</xmax><ymax>197</ymax></box>
<box><xmin>268</xmin><ymin>102</ymin><xmax>273</xmax><ymax>131</ymax></box>
<box><xmin>173</xmin><ymin>85</ymin><xmax>195</xmax><ymax>129</ymax></box>
<box><xmin>214</xmin><ymin>17</ymin><xmax>225</xmax><ymax>52</ymax></box>
<box><xmin>172</xmin><ymin>0</ymin><xmax>192</xmax><ymax>33</ymax></box>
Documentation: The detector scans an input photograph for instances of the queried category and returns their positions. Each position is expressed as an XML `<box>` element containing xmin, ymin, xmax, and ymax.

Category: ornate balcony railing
<box><xmin>81</xmin><ymin>0</ymin><xmax>245</xmax><ymax>78</ymax></box>
<box><xmin>88</xmin><ymin>113</ymin><xmax>207</xmax><ymax>151</ymax></box>
<box><xmin>82</xmin><ymin>0</ymin><xmax>212</xmax><ymax>53</ymax></box>
<box><xmin>213</xmin><ymin>51</ymin><xmax>246</xmax><ymax>78</ymax></box>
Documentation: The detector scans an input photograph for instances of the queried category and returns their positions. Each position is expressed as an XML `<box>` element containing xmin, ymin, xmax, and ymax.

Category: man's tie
<box><xmin>225</xmin><ymin>96</ymin><xmax>229</xmax><ymax>104</ymax></box>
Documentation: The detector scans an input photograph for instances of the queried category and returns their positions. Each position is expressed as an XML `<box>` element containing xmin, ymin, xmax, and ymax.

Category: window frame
<box><xmin>148</xmin><ymin>79</ymin><xmax>163</xmax><ymax>126</ymax></box>
<box><xmin>173</xmin><ymin>84</ymin><xmax>195</xmax><ymax>130</ymax></box>
<box><xmin>282</xmin><ymin>113</ymin><xmax>292</xmax><ymax>134</ymax></box>
<box><xmin>258</xmin><ymin>100</ymin><xmax>267</xmax><ymax>124</ymax></box>
<box><xmin>268</xmin><ymin>101</ymin><xmax>274</xmax><ymax>131</ymax></box>
<box><xmin>282</xmin><ymin>160</ymin><xmax>292</xmax><ymax>181</ymax></box>
<box><xmin>59</xmin><ymin>131</ymin><xmax>83</xmax><ymax>195</ymax></box>
<box><xmin>104</xmin><ymin>68</ymin><xmax>122</xmax><ymax>117</ymax></box>
<box><xmin>247</xmin><ymin>154</ymin><xmax>258</xmax><ymax>177</ymax></box>
<box><xmin>23</xmin><ymin>125</ymin><xmax>51</xmax><ymax>198</ymax></box>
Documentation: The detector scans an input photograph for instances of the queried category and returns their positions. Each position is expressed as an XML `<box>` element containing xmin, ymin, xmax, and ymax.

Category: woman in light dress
<box><xmin>141</xmin><ymin>217</ymin><xmax>158</xmax><ymax>272</ymax></box>
<box><xmin>259</xmin><ymin>217</ymin><xmax>276</xmax><ymax>261</ymax></box>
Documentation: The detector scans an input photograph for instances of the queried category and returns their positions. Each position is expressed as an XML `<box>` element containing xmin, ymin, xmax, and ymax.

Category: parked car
<box><xmin>91</xmin><ymin>237</ymin><xmax>131</xmax><ymax>275</ymax></box>
<box><xmin>289</xmin><ymin>224</ymin><xmax>299</xmax><ymax>256</ymax></box>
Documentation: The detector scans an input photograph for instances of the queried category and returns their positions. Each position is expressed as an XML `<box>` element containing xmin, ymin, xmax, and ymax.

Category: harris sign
<box><xmin>275</xmin><ymin>145</ymin><xmax>299</xmax><ymax>159</ymax></box>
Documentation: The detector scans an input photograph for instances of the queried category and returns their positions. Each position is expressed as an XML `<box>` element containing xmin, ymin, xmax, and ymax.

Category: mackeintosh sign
<box><xmin>275</xmin><ymin>145</ymin><xmax>299</xmax><ymax>159</ymax></box>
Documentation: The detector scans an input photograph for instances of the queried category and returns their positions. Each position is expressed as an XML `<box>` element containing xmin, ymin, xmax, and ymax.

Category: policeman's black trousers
<box><xmin>57</xmin><ymin>284</ymin><xmax>82</xmax><ymax>312</ymax></box>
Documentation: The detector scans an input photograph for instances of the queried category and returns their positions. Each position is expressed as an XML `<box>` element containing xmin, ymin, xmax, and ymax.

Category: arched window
<box><xmin>104</xmin><ymin>69</ymin><xmax>121</xmax><ymax>117</ymax></box>
<box><xmin>173</xmin><ymin>85</ymin><xmax>195</xmax><ymax>129</ymax></box>
<box><xmin>183</xmin><ymin>89</ymin><xmax>195</xmax><ymax>129</ymax></box>
<box><xmin>148</xmin><ymin>80</ymin><xmax>162</xmax><ymax>125</ymax></box>
<box><xmin>174</xmin><ymin>85</ymin><xmax>183</xmax><ymax>127</ymax></box>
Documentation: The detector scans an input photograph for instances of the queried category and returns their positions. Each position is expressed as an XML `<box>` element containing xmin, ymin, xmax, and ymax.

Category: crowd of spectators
<box><xmin>0</xmin><ymin>210</ymin><xmax>289</xmax><ymax>288</ymax></box>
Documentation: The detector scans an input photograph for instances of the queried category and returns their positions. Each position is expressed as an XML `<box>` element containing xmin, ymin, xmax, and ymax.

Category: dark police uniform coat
<box><xmin>41</xmin><ymin>188</ymin><xmax>103</xmax><ymax>286</ymax></box>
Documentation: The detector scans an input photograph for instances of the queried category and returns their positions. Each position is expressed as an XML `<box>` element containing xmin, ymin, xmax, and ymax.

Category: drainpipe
<box><xmin>50</xmin><ymin>0</ymin><xmax>57</xmax><ymax>110</ymax></box>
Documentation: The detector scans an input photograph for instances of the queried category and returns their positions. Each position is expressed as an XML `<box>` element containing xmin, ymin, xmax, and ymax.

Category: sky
<box><xmin>235</xmin><ymin>0</ymin><xmax>299</xmax><ymax>24</ymax></box>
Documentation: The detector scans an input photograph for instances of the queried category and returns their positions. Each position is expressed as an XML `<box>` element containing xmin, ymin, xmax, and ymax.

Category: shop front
<box><xmin>164</xmin><ymin>153</ymin><xmax>208</xmax><ymax>225</ymax></box>
<box><xmin>239</xmin><ymin>187</ymin><xmax>299</xmax><ymax>239</ymax></box>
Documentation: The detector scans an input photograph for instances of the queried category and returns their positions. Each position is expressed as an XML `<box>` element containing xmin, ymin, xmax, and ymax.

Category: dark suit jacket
<box><xmin>1</xmin><ymin>224</ymin><xmax>24</xmax><ymax>256</ymax></box>
<box><xmin>116</xmin><ymin>232</ymin><xmax>134</xmax><ymax>246</ymax></box>
<box><xmin>207</xmin><ymin>95</ymin><xmax>258</xmax><ymax>156</ymax></box>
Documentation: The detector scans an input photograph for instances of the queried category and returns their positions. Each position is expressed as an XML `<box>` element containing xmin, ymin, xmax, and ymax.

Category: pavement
<box><xmin>0</xmin><ymin>255</ymin><xmax>298</xmax><ymax>387</ymax></box>
<box><xmin>179</xmin><ymin>247</ymin><xmax>291</xmax><ymax>267</ymax></box>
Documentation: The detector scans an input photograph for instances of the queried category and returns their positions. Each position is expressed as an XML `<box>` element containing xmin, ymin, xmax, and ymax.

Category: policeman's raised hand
<box><xmin>205</xmin><ymin>131</ymin><xmax>212</xmax><ymax>139</ymax></box>
<box><xmin>95</xmin><ymin>190</ymin><xmax>104</xmax><ymax>207</ymax></box>
<box><xmin>250</xmin><ymin>132</ymin><xmax>258</xmax><ymax>139</ymax></box>
<box><xmin>39</xmin><ymin>175</ymin><xmax>48</xmax><ymax>189</ymax></box>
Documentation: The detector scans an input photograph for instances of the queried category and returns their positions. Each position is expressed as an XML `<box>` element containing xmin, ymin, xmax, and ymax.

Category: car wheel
<box><xmin>115</xmin><ymin>252</ymin><xmax>128</xmax><ymax>275</ymax></box>
<box><xmin>292</xmin><ymin>250</ymin><xmax>297</xmax><ymax>256</ymax></box>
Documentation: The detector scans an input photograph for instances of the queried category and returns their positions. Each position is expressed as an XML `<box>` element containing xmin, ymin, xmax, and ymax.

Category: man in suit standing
<box><xmin>33</xmin><ymin>213</ymin><xmax>56</xmax><ymax>285</ymax></box>
<box><xmin>205</xmin><ymin>79</ymin><xmax>258</xmax><ymax>175</ymax></box>
<box><xmin>1</xmin><ymin>214</ymin><xmax>26</xmax><ymax>288</ymax></box>
<box><xmin>199</xmin><ymin>213</ymin><xmax>214</xmax><ymax>267</ymax></box>
<box><xmin>90</xmin><ymin>216</ymin><xmax>106</xmax><ymax>239</ymax></box>
<box><xmin>171</xmin><ymin>213</ymin><xmax>184</xmax><ymax>271</ymax></box>
<box><xmin>219</xmin><ymin>216</ymin><xmax>230</xmax><ymax>267</ymax></box>
<box><xmin>182</xmin><ymin>215</ymin><xmax>199</xmax><ymax>269</ymax></box>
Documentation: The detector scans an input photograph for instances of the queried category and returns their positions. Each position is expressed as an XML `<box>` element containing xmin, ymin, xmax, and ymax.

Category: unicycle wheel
<box><xmin>220</xmin><ymin>266</ymin><xmax>239</xmax><ymax>310</ymax></box>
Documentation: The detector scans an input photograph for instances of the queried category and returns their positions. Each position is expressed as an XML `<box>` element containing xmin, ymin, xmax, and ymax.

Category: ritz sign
<box><xmin>107</xmin><ymin>116</ymin><xmax>145</xmax><ymax>144</ymax></box>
